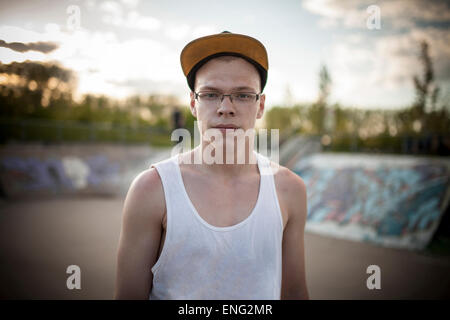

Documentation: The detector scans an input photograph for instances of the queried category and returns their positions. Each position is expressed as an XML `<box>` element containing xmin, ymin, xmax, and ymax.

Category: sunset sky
<box><xmin>0</xmin><ymin>0</ymin><xmax>449</xmax><ymax>109</ymax></box>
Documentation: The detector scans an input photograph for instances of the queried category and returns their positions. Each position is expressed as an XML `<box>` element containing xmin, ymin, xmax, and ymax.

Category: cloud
<box><xmin>400</xmin><ymin>27</ymin><xmax>450</xmax><ymax>81</ymax></box>
<box><xmin>120</xmin><ymin>0</ymin><xmax>140</xmax><ymax>9</ymax></box>
<box><xmin>303</xmin><ymin>0</ymin><xmax>450</xmax><ymax>30</ymax></box>
<box><xmin>99</xmin><ymin>1</ymin><xmax>161</xmax><ymax>31</ymax></box>
<box><xmin>303</xmin><ymin>0</ymin><xmax>450</xmax><ymax>107</ymax></box>
<box><xmin>303</xmin><ymin>0</ymin><xmax>370</xmax><ymax>29</ymax></box>
<box><xmin>380</xmin><ymin>0</ymin><xmax>450</xmax><ymax>27</ymax></box>
<box><xmin>0</xmin><ymin>39</ymin><xmax>58</xmax><ymax>53</ymax></box>
<box><xmin>331</xmin><ymin>27</ymin><xmax>450</xmax><ymax>87</ymax></box>
<box><xmin>164</xmin><ymin>24</ymin><xmax>191</xmax><ymax>41</ymax></box>
<box><xmin>107</xmin><ymin>77</ymin><xmax>188</xmax><ymax>99</ymax></box>
<box><xmin>0</xmin><ymin>23</ymin><xmax>186</xmax><ymax>99</ymax></box>
<box><xmin>325</xmin><ymin>28</ymin><xmax>450</xmax><ymax>108</ymax></box>
<box><xmin>191</xmin><ymin>25</ymin><xmax>219</xmax><ymax>39</ymax></box>
<box><xmin>160</xmin><ymin>22</ymin><xmax>218</xmax><ymax>42</ymax></box>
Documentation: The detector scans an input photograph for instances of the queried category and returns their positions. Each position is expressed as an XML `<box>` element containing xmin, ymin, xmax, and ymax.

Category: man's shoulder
<box><xmin>268</xmin><ymin>161</ymin><xmax>307</xmax><ymax>222</ymax></box>
<box><xmin>123</xmin><ymin>167</ymin><xmax>166</xmax><ymax>221</ymax></box>
<box><xmin>131</xmin><ymin>167</ymin><xmax>164</xmax><ymax>194</ymax></box>
<box><xmin>269</xmin><ymin>161</ymin><xmax>306</xmax><ymax>193</ymax></box>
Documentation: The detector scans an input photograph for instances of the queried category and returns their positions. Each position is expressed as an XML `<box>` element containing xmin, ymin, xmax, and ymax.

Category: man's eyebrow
<box><xmin>197</xmin><ymin>86</ymin><xmax>257</xmax><ymax>92</ymax></box>
<box><xmin>233</xmin><ymin>86</ymin><xmax>257</xmax><ymax>92</ymax></box>
<box><xmin>197</xmin><ymin>86</ymin><xmax>220</xmax><ymax>91</ymax></box>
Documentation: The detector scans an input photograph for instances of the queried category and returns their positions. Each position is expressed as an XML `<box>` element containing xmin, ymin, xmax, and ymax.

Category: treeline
<box><xmin>265</xmin><ymin>40</ymin><xmax>449</xmax><ymax>155</ymax></box>
<box><xmin>265</xmin><ymin>102</ymin><xmax>450</xmax><ymax>155</ymax></box>
<box><xmin>0</xmin><ymin>60</ymin><xmax>183</xmax><ymax>128</ymax></box>
<box><xmin>0</xmin><ymin>60</ymin><xmax>191</xmax><ymax>146</ymax></box>
<box><xmin>0</xmin><ymin>39</ymin><xmax>449</xmax><ymax>154</ymax></box>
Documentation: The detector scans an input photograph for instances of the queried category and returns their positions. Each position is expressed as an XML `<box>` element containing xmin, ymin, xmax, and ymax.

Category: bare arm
<box><xmin>114</xmin><ymin>168</ymin><xmax>165</xmax><ymax>299</ymax></box>
<box><xmin>280</xmin><ymin>169</ymin><xmax>309</xmax><ymax>300</ymax></box>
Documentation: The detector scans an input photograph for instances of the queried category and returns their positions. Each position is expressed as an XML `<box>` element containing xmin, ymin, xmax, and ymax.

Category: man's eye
<box><xmin>202</xmin><ymin>93</ymin><xmax>219</xmax><ymax>98</ymax></box>
<box><xmin>235</xmin><ymin>93</ymin><xmax>252</xmax><ymax>99</ymax></box>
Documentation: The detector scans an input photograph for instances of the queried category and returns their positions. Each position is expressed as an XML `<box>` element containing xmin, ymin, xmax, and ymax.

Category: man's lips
<box><xmin>211</xmin><ymin>125</ymin><xmax>239</xmax><ymax>129</ymax></box>
<box><xmin>212</xmin><ymin>127</ymin><xmax>239</xmax><ymax>134</ymax></box>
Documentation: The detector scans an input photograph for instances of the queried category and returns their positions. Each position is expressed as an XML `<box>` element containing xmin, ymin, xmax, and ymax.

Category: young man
<box><xmin>114</xmin><ymin>32</ymin><xmax>309</xmax><ymax>300</ymax></box>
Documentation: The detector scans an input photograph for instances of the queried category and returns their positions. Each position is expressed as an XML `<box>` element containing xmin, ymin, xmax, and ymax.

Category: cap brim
<box><xmin>180</xmin><ymin>33</ymin><xmax>268</xmax><ymax>77</ymax></box>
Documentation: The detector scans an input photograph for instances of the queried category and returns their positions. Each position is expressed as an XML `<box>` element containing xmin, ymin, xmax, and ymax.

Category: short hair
<box><xmin>189</xmin><ymin>54</ymin><xmax>264</xmax><ymax>92</ymax></box>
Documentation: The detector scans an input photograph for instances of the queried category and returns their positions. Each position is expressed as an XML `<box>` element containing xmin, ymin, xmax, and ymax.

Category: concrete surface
<box><xmin>1</xmin><ymin>196</ymin><xmax>449</xmax><ymax>300</ymax></box>
<box><xmin>0</xmin><ymin>143</ymin><xmax>172</xmax><ymax>198</ymax></box>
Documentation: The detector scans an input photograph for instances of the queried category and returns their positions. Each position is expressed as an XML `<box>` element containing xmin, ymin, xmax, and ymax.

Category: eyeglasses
<box><xmin>194</xmin><ymin>91</ymin><xmax>261</xmax><ymax>107</ymax></box>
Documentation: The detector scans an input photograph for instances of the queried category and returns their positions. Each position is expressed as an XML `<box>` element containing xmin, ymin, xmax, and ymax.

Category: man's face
<box><xmin>189</xmin><ymin>56</ymin><xmax>265</xmax><ymax>136</ymax></box>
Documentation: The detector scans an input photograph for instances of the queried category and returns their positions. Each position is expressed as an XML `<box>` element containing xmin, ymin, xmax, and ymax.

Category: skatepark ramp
<box><xmin>0</xmin><ymin>143</ymin><xmax>172</xmax><ymax>199</ymax></box>
<box><xmin>292</xmin><ymin>153</ymin><xmax>450</xmax><ymax>250</ymax></box>
<box><xmin>279</xmin><ymin>135</ymin><xmax>322</xmax><ymax>168</ymax></box>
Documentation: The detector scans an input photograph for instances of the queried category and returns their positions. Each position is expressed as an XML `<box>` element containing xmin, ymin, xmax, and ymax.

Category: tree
<box><xmin>0</xmin><ymin>60</ymin><xmax>75</xmax><ymax>118</ymax></box>
<box><xmin>318</xmin><ymin>64</ymin><xmax>332</xmax><ymax>105</ymax></box>
<box><xmin>413</xmin><ymin>40</ymin><xmax>440</xmax><ymax>113</ymax></box>
<box><xmin>310</xmin><ymin>64</ymin><xmax>332</xmax><ymax>135</ymax></box>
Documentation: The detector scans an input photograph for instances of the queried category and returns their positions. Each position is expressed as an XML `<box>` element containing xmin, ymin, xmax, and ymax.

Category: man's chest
<box><xmin>181</xmin><ymin>170</ymin><xmax>261</xmax><ymax>228</ymax></box>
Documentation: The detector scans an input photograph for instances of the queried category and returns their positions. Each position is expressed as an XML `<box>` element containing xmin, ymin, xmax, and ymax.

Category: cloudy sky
<box><xmin>0</xmin><ymin>0</ymin><xmax>449</xmax><ymax>109</ymax></box>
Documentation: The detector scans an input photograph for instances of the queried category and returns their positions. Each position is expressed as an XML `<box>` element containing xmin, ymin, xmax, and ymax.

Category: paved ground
<box><xmin>0</xmin><ymin>196</ymin><xmax>449</xmax><ymax>300</ymax></box>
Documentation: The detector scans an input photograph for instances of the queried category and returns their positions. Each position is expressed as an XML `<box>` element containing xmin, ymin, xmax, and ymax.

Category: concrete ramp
<box><xmin>0</xmin><ymin>143</ymin><xmax>172</xmax><ymax>199</ymax></box>
<box><xmin>279</xmin><ymin>135</ymin><xmax>322</xmax><ymax>168</ymax></box>
<box><xmin>293</xmin><ymin>153</ymin><xmax>450</xmax><ymax>250</ymax></box>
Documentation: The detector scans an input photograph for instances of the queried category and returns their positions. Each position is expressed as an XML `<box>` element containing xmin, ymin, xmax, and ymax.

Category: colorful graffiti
<box><xmin>294</xmin><ymin>154</ymin><xmax>450</xmax><ymax>250</ymax></box>
<box><xmin>0</xmin><ymin>155</ymin><xmax>120</xmax><ymax>196</ymax></box>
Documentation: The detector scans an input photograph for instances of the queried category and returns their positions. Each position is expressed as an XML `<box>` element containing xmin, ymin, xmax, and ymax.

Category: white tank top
<box><xmin>148</xmin><ymin>151</ymin><xmax>284</xmax><ymax>300</ymax></box>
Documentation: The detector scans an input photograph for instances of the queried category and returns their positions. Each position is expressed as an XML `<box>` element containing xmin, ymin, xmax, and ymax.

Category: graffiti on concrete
<box><xmin>294</xmin><ymin>154</ymin><xmax>450</xmax><ymax>250</ymax></box>
<box><xmin>0</xmin><ymin>155</ymin><xmax>120</xmax><ymax>195</ymax></box>
<box><xmin>62</xmin><ymin>157</ymin><xmax>90</xmax><ymax>189</ymax></box>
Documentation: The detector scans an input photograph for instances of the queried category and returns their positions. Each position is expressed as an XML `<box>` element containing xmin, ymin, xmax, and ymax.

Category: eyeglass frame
<box><xmin>193</xmin><ymin>91</ymin><xmax>262</xmax><ymax>105</ymax></box>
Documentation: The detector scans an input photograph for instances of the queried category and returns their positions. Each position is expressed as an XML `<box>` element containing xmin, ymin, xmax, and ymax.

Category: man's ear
<box><xmin>190</xmin><ymin>91</ymin><xmax>197</xmax><ymax>118</ymax></box>
<box><xmin>256</xmin><ymin>93</ymin><xmax>265</xmax><ymax>119</ymax></box>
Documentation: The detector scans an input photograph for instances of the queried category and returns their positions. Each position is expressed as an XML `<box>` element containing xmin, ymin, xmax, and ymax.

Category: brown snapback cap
<box><xmin>180</xmin><ymin>31</ymin><xmax>269</xmax><ymax>92</ymax></box>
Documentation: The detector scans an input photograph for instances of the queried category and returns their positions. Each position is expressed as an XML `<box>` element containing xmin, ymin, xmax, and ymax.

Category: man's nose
<box><xmin>217</xmin><ymin>95</ymin><xmax>235</xmax><ymax>116</ymax></box>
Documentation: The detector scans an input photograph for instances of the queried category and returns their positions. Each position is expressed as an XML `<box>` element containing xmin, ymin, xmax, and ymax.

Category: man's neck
<box><xmin>180</xmin><ymin>144</ymin><xmax>258</xmax><ymax>179</ymax></box>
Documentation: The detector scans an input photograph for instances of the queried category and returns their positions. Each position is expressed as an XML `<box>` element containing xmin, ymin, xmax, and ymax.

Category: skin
<box><xmin>114</xmin><ymin>56</ymin><xmax>309</xmax><ymax>300</ymax></box>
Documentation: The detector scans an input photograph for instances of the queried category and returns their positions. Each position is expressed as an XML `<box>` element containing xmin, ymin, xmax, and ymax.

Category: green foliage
<box><xmin>1</xmin><ymin>48</ymin><xmax>448</xmax><ymax>153</ymax></box>
<box><xmin>265</xmin><ymin>106</ymin><xmax>297</xmax><ymax>133</ymax></box>
<box><xmin>183</xmin><ymin>109</ymin><xmax>196</xmax><ymax>134</ymax></box>
<box><xmin>263</xmin><ymin>102</ymin><xmax>449</xmax><ymax>154</ymax></box>
<box><xmin>0</xmin><ymin>62</ymin><xmax>178</xmax><ymax>146</ymax></box>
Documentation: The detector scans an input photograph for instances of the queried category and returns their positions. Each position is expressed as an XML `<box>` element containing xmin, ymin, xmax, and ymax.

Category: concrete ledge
<box><xmin>0</xmin><ymin>143</ymin><xmax>171</xmax><ymax>199</ymax></box>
